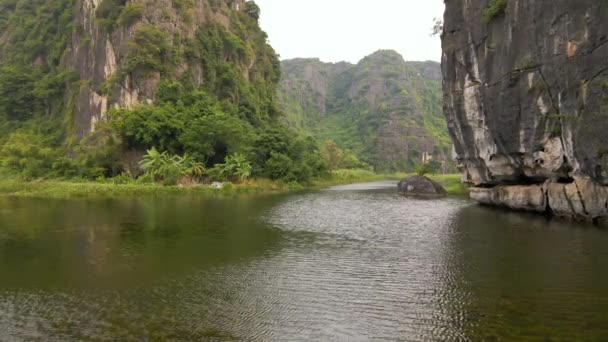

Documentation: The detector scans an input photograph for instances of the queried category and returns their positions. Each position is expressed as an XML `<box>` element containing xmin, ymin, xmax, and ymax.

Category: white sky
<box><xmin>254</xmin><ymin>0</ymin><xmax>445</xmax><ymax>64</ymax></box>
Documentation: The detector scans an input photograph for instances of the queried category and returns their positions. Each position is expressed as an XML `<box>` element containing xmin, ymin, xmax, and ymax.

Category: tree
<box><xmin>179</xmin><ymin>111</ymin><xmax>252</xmax><ymax>164</ymax></box>
<box><xmin>320</xmin><ymin>140</ymin><xmax>344</xmax><ymax>170</ymax></box>
<box><xmin>430</xmin><ymin>17</ymin><xmax>443</xmax><ymax>37</ymax></box>
<box><xmin>426</xmin><ymin>160</ymin><xmax>442</xmax><ymax>174</ymax></box>
<box><xmin>0</xmin><ymin>65</ymin><xmax>37</xmax><ymax>120</ymax></box>
<box><xmin>244</xmin><ymin>1</ymin><xmax>261</xmax><ymax>21</ymax></box>
<box><xmin>415</xmin><ymin>161</ymin><xmax>442</xmax><ymax>176</ymax></box>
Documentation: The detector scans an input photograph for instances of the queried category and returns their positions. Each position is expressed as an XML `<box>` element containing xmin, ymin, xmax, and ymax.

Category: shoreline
<box><xmin>0</xmin><ymin>173</ymin><xmax>467</xmax><ymax>200</ymax></box>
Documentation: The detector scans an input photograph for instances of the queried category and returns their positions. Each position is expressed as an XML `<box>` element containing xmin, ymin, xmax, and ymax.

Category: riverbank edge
<box><xmin>0</xmin><ymin>173</ymin><xmax>467</xmax><ymax>199</ymax></box>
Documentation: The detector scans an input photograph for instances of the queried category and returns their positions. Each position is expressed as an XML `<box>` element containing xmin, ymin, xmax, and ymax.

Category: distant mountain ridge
<box><xmin>279</xmin><ymin>50</ymin><xmax>450</xmax><ymax>172</ymax></box>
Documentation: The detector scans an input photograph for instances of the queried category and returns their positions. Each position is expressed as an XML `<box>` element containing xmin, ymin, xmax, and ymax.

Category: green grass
<box><xmin>312</xmin><ymin>169</ymin><xmax>409</xmax><ymax>188</ymax></box>
<box><xmin>427</xmin><ymin>173</ymin><xmax>470</xmax><ymax>196</ymax></box>
<box><xmin>0</xmin><ymin>172</ymin><xmax>468</xmax><ymax>199</ymax></box>
<box><xmin>0</xmin><ymin>178</ymin><xmax>297</xmax><ymax>199</ymax></box>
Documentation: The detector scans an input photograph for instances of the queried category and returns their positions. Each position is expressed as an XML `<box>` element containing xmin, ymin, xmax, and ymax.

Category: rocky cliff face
<box><xmin>280</xmin><ymin>51</ymin><xmax>451</xmax><ymax>172</ymax></box>
<box><xmin>0</xmin><ymin>0</ymin><xmax>278</xmax><ymax>135</ymax></box>
<box><xmin>442</xmin><ymin>0</ymin><xmax>608</xmax><ymax>220</ymax></box>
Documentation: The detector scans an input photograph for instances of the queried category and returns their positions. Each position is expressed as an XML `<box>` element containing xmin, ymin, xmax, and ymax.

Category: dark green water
<box><xmin>1</xmin><ymin>181</ymin><xmax>608</xmax><ymax>341</ymax></box>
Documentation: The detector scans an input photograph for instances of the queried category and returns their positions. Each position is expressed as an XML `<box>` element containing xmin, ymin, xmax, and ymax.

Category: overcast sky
<box><xmin>254</xmin><ymin>0</ymin><xmax>445</xmax><ymax>64</ymax></box>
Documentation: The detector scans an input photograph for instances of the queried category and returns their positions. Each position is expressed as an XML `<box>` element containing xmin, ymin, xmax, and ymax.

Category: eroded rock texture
<box><xmin>442</xmin><ymin>0</ymin><xmax>608</xmax><ymax>220</ymax></box>
<box><xmin>69</xmin><ymin>0</ymin><xmax>252</xmax><ymax>135</ymax></box>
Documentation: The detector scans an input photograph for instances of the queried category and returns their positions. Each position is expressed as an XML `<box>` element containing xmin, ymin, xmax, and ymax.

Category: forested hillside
<box><xmin>0</xmin><ymin>0</ymin><xmax>325</xmax><ymax>183</ymax></box>
<box><xmin>279</xmin><ymin>50</ymin><xmax>451</xmax><ymax>172</ymax></box>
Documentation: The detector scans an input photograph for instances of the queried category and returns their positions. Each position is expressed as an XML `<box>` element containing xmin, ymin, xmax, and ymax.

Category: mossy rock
<box><xmin>398</xmin><ymin>175</ymin><xmax>448</xmax><ymax>198</ymax></box>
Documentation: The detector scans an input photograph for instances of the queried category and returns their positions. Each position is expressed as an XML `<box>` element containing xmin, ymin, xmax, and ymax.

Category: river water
<box><xmin>1</xmin><ymin>181</ymin><xmax>607</xmax><ymax>340</ymax></box>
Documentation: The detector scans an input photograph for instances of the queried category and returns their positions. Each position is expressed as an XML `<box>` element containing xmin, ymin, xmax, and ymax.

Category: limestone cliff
<box><xmin>442</xmin><ymin>0</ymin><xmax>608</xmax><ymax>220</ymax></box>
<box><xmin>0</xmin><ymin>0</ymin><xmax>279</xmax><ymax>135</ymax></box>
<box><xmin>280</xmin><ymin>51</ymin><xmax>451</xmax><ymax>172</ymax></box>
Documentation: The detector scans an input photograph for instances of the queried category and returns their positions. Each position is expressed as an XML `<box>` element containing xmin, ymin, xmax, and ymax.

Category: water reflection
<box><xmin>1</xmin><ymin>186</ymin><xmax>608</xmax><ymax>340</ymax></box>
<box><xmin>441</xmin><ymin>205</ymin><xmax>608</xmax><ymax>340</ymax></box>
<box><xmin>0</xmin><ymin>196</ymin><xmax>284</xmax><ymax>290</ymax></box>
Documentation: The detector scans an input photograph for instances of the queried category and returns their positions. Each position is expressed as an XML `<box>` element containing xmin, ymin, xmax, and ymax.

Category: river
<box><xmin>0</xmin><ymin>181</ymin><xmax>607</xmax><ymax>340</ymax></box>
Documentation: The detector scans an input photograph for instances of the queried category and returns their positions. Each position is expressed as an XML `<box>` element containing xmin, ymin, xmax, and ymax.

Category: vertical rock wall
<box><xmin>66</xmin><ymin>0</ymin><xmax>259</xmax><ymax>135</ymax></box>
<box><xmin>442</xmin><ymin>0</ymin><xmax>608</xmax><ymax>220</ymax></box>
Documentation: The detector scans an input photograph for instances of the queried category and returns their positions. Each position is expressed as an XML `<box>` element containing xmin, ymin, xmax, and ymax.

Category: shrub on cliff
<box><xmin>244</xmin><ymin>1</ymin><xmax>261</xmax><ymax>21</ymax></box>
<box><xmin>117</xmin><ymin>3</ymin><xmax>144</xmax><ymax>28</ymax></box>
<box><xmin>483</xmin><ymin>0</ymin><xmax>507</xmax><ymax>23</ymax></box>
<box><xmin>123</xmin><ymin>25</ymin><xmax>173</xmax><ymax>77</ymax></box>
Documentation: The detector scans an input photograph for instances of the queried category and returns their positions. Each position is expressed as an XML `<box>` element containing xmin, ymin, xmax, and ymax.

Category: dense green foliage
<box><xmin>187</xmin><ymin>18</ymin><xmax>281</xmax><ymax>125</ymax></box>
<box><xmin>109</xmin><ymin>80</ymin><xmax>326</xmax><ymax>183</ymax></box>
<box><xmin>0</xmin><ymin>0</ymin><xmax>79</xmax><ymax>122</ymax></box>
<box><xmin>0</xmin><ymin>1</ymin><xmax>448</xmax><ymax>187</ymax></box>
<box><xmin>216</xmin><ymin>153</ymin><xmax>252</xmax><ymax>182</ymax></box>
<box><xmin>96</xmin><ymin>0</ymin><xmax>127</xmax><ymax>31</ymax></box>
<box><xmin>279</xmin><ymin>51</ymin><xmax>452</xmax><ymax>173</ymax></box>
<box><xmin>96</xmin><ymin>0</ymin><xmax>143</xmax><ymax>31</ymax></box>
<box><xmin>139</xmin><ymin>147</ymin><xmax>205</xmax><ymax>185</ymax></box>
<box><xmin>123</xmin><ymin>25</ymin><xmax>174</xmax><ymax>77</ymax></box>
<box><xmin>320</xmin><ymin>140</ymin><xmax>370</xmax><ymax>170</ymax></box>
<box><xmin>0</xmin><ymin>0</ymin><xmax>332</xmax><ymax>185</ymax></box>
<box><xmin>0</xmin><ymin>119</ymin><xmax>122</xmax><ymax>179</ymax></box>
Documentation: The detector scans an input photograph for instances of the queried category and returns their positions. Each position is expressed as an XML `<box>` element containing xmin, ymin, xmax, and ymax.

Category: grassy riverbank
<box><xmin>427</xmin><ymin>173</ymin><xmax>469</xmax><ymax>196</ymax></box>
<box><xmin>0</xmin><ymin>171</ymin><xmax>468</xmax><ymax>199</ymax></box>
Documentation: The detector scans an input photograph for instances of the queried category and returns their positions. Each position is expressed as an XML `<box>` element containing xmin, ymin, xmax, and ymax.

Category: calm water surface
<box><xmin>1</xmin><ymin>181</ymin><xmax>608</xmax><ymax>340</ymax></box>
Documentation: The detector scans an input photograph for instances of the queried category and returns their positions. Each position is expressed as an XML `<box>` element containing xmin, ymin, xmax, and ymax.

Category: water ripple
<box><xmin>1</xmin><ymin>185</ymin><xmax>608</xmax><ymax>340</ymax></box>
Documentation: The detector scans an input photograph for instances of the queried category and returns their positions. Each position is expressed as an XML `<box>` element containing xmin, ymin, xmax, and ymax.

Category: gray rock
<box><xmin>442</xmin><ymin>0</ymin><xmax>608</xmax><ymax>220</ymax></box>
<box><xmin>469</xmin><ymin>177</ymin><xmax>608</xmax><ymax>221</ymax></box>
<box><xmin>398</xmin><ymin>176</ymin><xmax>448</xmax><ymax>198</ymax></box>
<box><xmin>470</xmin><ymin>184</ymin><xmax>547</xmax><ymax>213</ymax></box>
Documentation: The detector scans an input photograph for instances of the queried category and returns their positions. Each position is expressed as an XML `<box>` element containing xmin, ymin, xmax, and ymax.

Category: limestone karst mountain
<box><xmin>279</xmin><ymin>50</ymin><xmax>451</xmax><ymax>172</ymax></box>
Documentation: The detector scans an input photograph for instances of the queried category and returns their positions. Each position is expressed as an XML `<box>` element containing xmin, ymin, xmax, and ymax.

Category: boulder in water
<box><xmin>398</xmin><ymin>176</ymin><xmax>447</xmax><ymax>198</ymax></box>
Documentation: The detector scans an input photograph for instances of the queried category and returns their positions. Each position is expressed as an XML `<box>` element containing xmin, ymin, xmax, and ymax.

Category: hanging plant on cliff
<box><xmin>123</xmin><ymin>25</ymin><xmax>173</xmax><ymax>77</ymax></box>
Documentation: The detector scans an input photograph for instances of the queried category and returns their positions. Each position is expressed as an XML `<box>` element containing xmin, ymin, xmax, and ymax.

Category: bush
<box><xmin>483</xmin><ymin>0</ymin><xmax>507</xmax><ymax>23</ymax></box>
<box><xmin>180</xmin><ymin>111</ymin><xmax>252</xmax><ymax>164</ymax></box>
<box><xmin>110</xmin><ymin>91</ymin><xmax>253</xmax><ymax>164</ymax></box>
<box><xmin>264</xmin><ymin>152</ymin><xmax>293</xmax><ymax>181</ymax></box>
<box><xmin>252</xmin><ymin>128</ymin><xmax>327</xmax><ymax>183</ymax></box>
<box><xmin>244</xmin><ymin>1</ymin><xmax>261</xmax><ymax>21</ymax></box>
<box><xmin>118</xmin><ymin>3</ymin><xmax>144</xmax><ymax>27</ymax></box>
<box><xmin>416</xmin><ymin>162</ymin><xmax>436</xmax><ymax>176</ymax></box>
<box><xmin>96</xmin><ymin>0</ymin><xmax>127</xmax><ymax>32</ymax></box>
<box><xmin>139</xmin><ymin>147</ymin><xmax>205</xmax><ymax>185</ymax></box>
<box><xmin>320</xmin><ymin>139</ymin><xmax>370</xmax><ymax>170</ymax></box>
<box><xmin>0</xmin><ymin>130</ymin><xmax>62</xmax><ymax>179</ymax></box>
<box><xmin>217</xmin><ymin>153</ymin><xmax>252</xmax><ymax>182</ymax></box>
<box><xmin>0</xmin><ymin>65</ymin><xmax>37</xmax><ymax>120</ymax></box>
<box><xmin>123</xmin><ymin>25</ymin><xmax>172</xmax><ymax>77</ymax></box>
<box><xmin>110</xmin><ymin>104</ymin><xmax>185</xmax><ymax>152</ymax></box>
